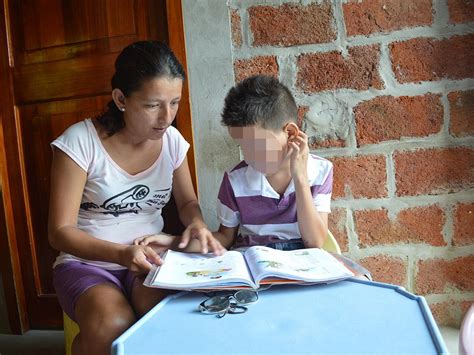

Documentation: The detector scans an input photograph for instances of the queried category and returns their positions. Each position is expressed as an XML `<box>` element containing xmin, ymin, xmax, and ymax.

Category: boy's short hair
<box><xmin>221</xmin><ymin>75</ymin><xmax>298</xmax><ymax>131</ymax></box>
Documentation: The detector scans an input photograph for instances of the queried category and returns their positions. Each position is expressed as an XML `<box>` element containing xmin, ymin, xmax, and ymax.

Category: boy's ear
<box><xmin>284</xmin><ymin>122</ymin><xmax>299</xmax><ymax>140</ymax></box>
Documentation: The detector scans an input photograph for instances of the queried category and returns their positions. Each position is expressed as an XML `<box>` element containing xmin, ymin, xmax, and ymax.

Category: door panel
<box><xmin>17</xmin><ymin>96</ymin><xmax>110</xmax><ymax>296</ymax></box>
<box><xmin>0</xmin><ymin>0</ymin><xmax>193</xmax><ymax>330</ymax></box>
<box><xmin>21</xmin><ymin>0</ymin><xmax>136</xmax><ymax>51</ymax></box>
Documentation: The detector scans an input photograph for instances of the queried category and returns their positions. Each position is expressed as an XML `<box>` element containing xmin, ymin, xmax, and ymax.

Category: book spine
<box><xmin>143</xmin><ymin>265</ymin><xmax>159</xmax><ymax>287</ymax></box>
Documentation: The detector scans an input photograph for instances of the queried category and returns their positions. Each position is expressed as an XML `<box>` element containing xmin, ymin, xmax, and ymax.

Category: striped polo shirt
<box><xmin>217</xmin><ymin>154</ymin><xmax>333</xmax><ymax>247</ymax></box>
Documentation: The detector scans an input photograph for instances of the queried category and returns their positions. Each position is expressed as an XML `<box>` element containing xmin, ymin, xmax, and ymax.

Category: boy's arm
<box><xmin>294</xmin><ymin>179</ymin><xmax>328</xmax><ymax>248</ymax></box>
<box><xmin>216</xmin><ymin>225</ymin><xmax>238</xmax><ymax>249</ymax></box>
<box><xmin>289</xmin><ymin>131</ymin><xmax>328</xmax><ymax>248</ymax></box>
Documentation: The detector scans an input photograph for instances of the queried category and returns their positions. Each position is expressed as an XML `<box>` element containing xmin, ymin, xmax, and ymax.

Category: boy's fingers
<box><xmin>295</xmin><ymin>135</ymin><xmax>305</xmax><ymax>142</ymax></box>
<box><xmin>290</xmin><ymin>142</ymin><xmax>300</xmax><ymax>156</ymax></box>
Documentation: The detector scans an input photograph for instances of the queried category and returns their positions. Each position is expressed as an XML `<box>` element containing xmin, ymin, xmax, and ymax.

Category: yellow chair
<box><xmin>63</xmin><ymin>229</ymin><xmax>341</xmax><ymax>354</ymax></box>
<box><xmin>64</xmin><ymin>312</ymin><xmax>79</xmax><ymax>355</ymax></box>
<box><xmin>322</xmin><ymin>230</ymin><xmax>341</xmax><ymax>254</ymax></box>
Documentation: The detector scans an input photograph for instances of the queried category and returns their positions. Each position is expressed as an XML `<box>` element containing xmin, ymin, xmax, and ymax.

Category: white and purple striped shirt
<box><xmin>217</xmin><ymin>154</ymin><xmax>333</xmax><ymax>247</ymax></box>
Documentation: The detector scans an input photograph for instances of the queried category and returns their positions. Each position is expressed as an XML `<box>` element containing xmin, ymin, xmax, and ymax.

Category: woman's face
<box><xmin>122</xmin><ymin>76</ymin><xmax>183</xmax><ymax>141</ymax></box>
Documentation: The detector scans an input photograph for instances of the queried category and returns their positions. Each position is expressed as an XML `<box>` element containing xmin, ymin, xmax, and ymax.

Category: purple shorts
<box><xmin>53</xmin><ymin>262</ymin><xmax>138</xmax><ymax>322</ymax></box>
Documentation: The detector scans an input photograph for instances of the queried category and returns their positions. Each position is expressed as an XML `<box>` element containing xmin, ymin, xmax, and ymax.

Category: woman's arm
<box><xmin>170</xmin><ymin>156</ymin><xmax>226</xmax><ymax>254</ymax></box>
<box><xmin>48</xmin><ymin>149</ymin><xmax>162</xmax><ymax>271</ymax></box>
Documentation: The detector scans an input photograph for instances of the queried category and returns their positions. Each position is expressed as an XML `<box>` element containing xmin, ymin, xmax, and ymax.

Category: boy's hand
<box><xmin>288</xmin><ymin>131</ymin><xmax>309</xmax><ymax>181</ymax></box>
<box><xmin>179</xmin><ymin>221</ymin><xmax>226</xmax><ymax>255</ymax></box>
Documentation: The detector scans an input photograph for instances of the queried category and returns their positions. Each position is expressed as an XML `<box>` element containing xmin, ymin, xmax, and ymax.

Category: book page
<box><xmin>244</xmin><ymin>246</ymin><xmax>354</xmax><ymax>286</ymax></box>
<box><xmin>147</xmin><ymin>250</ymin><xmax>256</xmax><ymax>290</ymax></box>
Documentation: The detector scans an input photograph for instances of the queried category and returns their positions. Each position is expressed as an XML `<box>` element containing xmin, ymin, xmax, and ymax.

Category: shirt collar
<box><xmin>244</xmin><ymin>164</ymin><xmax>279</xmax><ymax>198</ymax></box>
<box><xmin>244</xmin><ymin>157</ymin><xmax>318</xmax><ymax>198</ymax></box>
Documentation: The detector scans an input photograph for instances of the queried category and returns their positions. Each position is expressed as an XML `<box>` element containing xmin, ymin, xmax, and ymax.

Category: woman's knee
<box><xmin>89</xmin><ymin>310</ymin><xmax>135</xmax><ymax>337</ymax></box>
<box><xmin>78</xmin><ymin>308</ymin><xmax>135</xmax><ymax>354</ymax></box>
<box><xmin>75</xmin><ymin>284</ymin><xmax>136</xmax><ymax>344</ymax></box>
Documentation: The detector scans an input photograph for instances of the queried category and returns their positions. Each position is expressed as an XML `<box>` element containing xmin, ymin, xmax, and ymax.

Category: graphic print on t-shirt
<box><xmin>80</xmin><ymin>184</ymin><xmax>171</xmax><ymax>217</ymax></box>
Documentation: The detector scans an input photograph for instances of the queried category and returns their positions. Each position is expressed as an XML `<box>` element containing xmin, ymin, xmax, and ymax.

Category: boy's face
<box><xmin>228</xmin><ymin>125</ymin><xmax>288</xmax><ymax>174</ymax></box>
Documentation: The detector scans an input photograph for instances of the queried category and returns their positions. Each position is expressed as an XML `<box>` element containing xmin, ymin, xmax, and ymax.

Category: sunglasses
<box><xmin>198</xmin><ymin>290</ymin><xmax>259</xmax><ymax>318</ymax></box>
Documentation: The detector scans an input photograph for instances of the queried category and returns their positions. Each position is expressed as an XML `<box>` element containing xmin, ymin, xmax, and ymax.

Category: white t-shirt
<box><xmin>51</xmin><ymin>119</ymin><xmax>189</xmax><ymax>270</ymax></box>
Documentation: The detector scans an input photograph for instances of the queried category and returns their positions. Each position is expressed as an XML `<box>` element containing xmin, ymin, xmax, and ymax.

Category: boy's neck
<box><xmin>265</xmin><ymin>162</ymin><xmax>292</xmax><ymax>196</ymax></box>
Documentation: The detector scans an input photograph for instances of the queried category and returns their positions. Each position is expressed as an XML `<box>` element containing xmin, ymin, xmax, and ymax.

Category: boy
<box><xmin>215</xmin><ymin>75</ymin><xmax>332</xmax><ymax>251</ymax></box>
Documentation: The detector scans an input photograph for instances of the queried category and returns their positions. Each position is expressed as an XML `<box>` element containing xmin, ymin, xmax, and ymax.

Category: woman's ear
<box><xmin>284</xmin><ymin>122</ymin><xmax>300</xmax><ymax>140</ymax></box>
<box><xmin>112</xmin><ymin>88</ymin><xmax>126</xmax><ymax>111</ymax></box>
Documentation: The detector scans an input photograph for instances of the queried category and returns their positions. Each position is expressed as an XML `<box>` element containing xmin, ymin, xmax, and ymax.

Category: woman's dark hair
<box><xmin>97</xmin><ymin>41</ymin><xmax>185</xmax><ymax>136</ymax></box>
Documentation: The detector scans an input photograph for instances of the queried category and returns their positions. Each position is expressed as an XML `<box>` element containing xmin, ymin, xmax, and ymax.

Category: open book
<box><xmin>143</xmin><ymin>246</ymin><xmax>355</xmax><ymax>291</ymax></box>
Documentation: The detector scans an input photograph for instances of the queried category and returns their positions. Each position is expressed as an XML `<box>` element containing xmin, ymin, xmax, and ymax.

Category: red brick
<box><xmin>230</xmin><ymin>9</ymin><xmax>242</xmax><ymax>48</ymax></box>
<box><xmin>390</xmin><ymin>35</ymin><xmax>474</xmax><ymax>83</ymax></box>
<box><xmin>343</xmin><ymin>0</ymin><xmax>432</xmax><ymax>36</ymax></box>
<box><xmin>234</xmin><ymin>56</ymin><xmax>279</xmax><ymax>83</ymax></box>
<box><xmin>358</xmin><ymin>255</ymin><xmax>407</xmax><ymax>286</ymax></box>
<box><xmin>416</xmin><ymin>256</ymin><xmax>474</xmax><ymax>294</ymax></box>
<box><xmin>449</xmin><ymin>90</ymin><xmax>474</xmax><ymax>137</ymax></box>
<box><xmin>355</xmin><ymin>94</ymin><xmax>443</xmax><ymax>146</ymax></box>
<box><xmin>248</xmin><ymin>2</ymin><xmax>335</xmax><ymax>47</ymax></box>
<box><xmin>297</xmin><ymin>45</ymin><xmax>384</xmax><ymax>93</ymax></box>
<box><xmin>355</xmin><ymin>206</ymin><xmax>446</xmax><ymax>247</ymax></box>
<box><xmin>430</xmin><ymin>300</ymin><xmax>472</xmax><ymax>327</ymax></box>
<box><xmin>331</xmin><ymin>155</ymin><xmax>387</xmax><ymax>199</ymax></box>
<box><xmin>448</xmin><ymin>0</ymin><xmax>474</xmax><ymax>24</ymax></box>
<box><xmin>453</xmin><ymin>203</ymin><xmax>474</xmax><ymax>246</ymax></box>
<box><xmin>309</xmin><ymin>138</ymin><xmax>346</xmax><ymax>149</ymax></box>
<box><xmin>328</xmin><ymin>207</ymin><xmax>348</xmax><ymax>252</ymax></box>
<box><xmin>394</xmin><ymin>147</ymin><xmax>474</xmax><ymax>196</ymax></box>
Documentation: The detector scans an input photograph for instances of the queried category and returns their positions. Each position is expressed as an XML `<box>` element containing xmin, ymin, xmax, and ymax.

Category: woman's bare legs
<box><xmin>72</xmin><ymin>283</ymin><xmax>136</xmax><ymax>355</ymax></box>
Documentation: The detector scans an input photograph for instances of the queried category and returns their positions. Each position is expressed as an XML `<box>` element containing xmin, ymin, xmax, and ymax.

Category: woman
<box><xmin>48</xmin><ymin>41</ymin><xmax>224</xmax><ymax>355</ymax></box>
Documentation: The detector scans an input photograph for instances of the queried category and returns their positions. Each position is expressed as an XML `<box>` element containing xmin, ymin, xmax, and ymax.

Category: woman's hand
<box><xmin>179</xmin><ymin>222</ymin><xmax>226</xmax><ymax>255</ymax></box>
<box><xmin>119</xmin><ymin>244</ymin><xmax>164</xmax><ymax>273</ymax></box>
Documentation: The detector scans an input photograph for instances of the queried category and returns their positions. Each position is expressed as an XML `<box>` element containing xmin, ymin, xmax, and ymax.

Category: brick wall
<box><xmin>228</xmin><ymin>0</ymin><xmax>473</xmax><ymax>327</ymax></box>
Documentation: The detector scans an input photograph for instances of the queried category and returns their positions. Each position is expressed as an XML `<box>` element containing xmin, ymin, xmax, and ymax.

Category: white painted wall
<box><xmin>182</xmin><ymin>0</ymin><xmax>240</xmax><ymax>229</ymax></box>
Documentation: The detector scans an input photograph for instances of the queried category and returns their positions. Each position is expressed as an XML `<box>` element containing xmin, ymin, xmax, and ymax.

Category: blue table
<box><xmin>112</xmin><ymin>279</ymin><xmax>447</xmax><ymax>354</ymax></box>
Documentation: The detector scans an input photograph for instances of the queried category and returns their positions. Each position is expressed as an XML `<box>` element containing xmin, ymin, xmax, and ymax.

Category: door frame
<box><xmin>0</xmin><ymin>0</ymin><xmax>195</xmax><ymax>333</ymax></box>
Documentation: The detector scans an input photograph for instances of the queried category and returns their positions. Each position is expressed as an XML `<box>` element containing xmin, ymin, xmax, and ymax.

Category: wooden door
<box><xmin>0</xmin><ymin>0</ymin><xmax>194</xmax><ymax>332</ymax></box>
